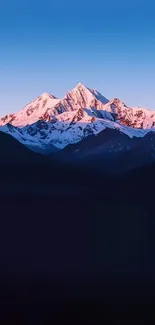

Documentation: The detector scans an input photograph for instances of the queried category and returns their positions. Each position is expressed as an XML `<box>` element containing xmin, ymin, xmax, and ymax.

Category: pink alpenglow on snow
<box><xmin>0</xmin><ymin>82</ymin><xmax>154</xmax><ymax>154</ymax></box>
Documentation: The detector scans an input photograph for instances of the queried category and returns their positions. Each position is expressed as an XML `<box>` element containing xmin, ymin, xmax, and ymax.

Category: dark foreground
<box><xmin>0</xmin><ymin>159</ymin><xmax>155</xmax><ymax>324</ymax></box>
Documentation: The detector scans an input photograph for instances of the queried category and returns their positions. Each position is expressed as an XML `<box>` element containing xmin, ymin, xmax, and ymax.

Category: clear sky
<box><xmin>0</xmin><ymin>0</ymin><xmax>155</xmax><ymax>116</ymax></box>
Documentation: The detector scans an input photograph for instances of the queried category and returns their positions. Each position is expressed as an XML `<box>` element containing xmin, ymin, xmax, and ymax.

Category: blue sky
<box><xmin>0</xmin><ymin>0</ymin><xmax>155</xmax><ymax>115</ymax></box>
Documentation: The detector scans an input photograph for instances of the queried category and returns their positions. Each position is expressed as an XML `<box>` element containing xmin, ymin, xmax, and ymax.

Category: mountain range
<box><xmin>1</xmin><ymin>83</ymin><xmax>155</xmax><ymax>325</ymax></box>
<box><xmin>1</xmin><ymin>82</ymin><xmax>155</xmax><ymax>172</ymax></box>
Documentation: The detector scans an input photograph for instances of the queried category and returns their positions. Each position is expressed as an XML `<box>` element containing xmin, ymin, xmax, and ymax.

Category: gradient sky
<box><xmin>0</xmin><ymin>0</ymin><xmax>155</xmax><ymax>115</ymax></box>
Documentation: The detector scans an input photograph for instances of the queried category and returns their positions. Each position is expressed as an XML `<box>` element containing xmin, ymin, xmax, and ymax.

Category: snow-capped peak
<box><xmin>40</xmin><ymin>82</ymin><xmax>110</xmax><ymax>120</ymax></box>
<box><xmin>66</xmin><ymin>82</ymin><xmax>91</xmax><ymax>96</ymax></box>
<box><xmin>64</xmin><ymin>82</ymin><xmax>109</xmax><ymax>108</ymax></box>
<box><xmin>0</xmin><ymin>92</ymin><xmax>60</xmax><ymax>127</ymax></box>
<box><xmin>40</xmin><ymin>92</ymin><xmax>57</xmax><ymax>100</ymax></box>
<box><xmin>0</xmin><ymin>82</ymin><xmax>155</xmax><ymax>134</ymax></box>
<box><xmin>1</xmin><ymin>82</ymin><xmax>155</xmax><ymax>156</ymax></box>
<box><xmin>76</xmin><ymin>82</ymin><xmax>86</xmax><ymax>88</ymax></box>
<box><xmin>72</xmin><ymin>83</ymin><xmax>109</xmax><ymax>105</ymax></box>
<box><xmin>0</xmin><ymin>83</ymin><xmax>110</xmax><ymax>128</ymax></box>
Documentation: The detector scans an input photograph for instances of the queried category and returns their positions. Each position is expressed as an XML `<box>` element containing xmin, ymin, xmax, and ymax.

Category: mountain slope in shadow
<box><xmin>52</xmin><ymin>128</ymin><xmax>155</xmax><ymax>173</ymax></box>
<box><xmin>0</xmin><ymin>130</ymin><xmax>44</xmax><ymax>164</ymax></box>
<box><xmin>1</xmin><ymin>131</ymin><xmax>155</xmax><ymax>324</ymax></box>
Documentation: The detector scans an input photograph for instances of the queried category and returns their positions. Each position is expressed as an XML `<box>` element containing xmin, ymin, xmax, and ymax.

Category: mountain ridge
<box><xmin>1</xmin><ymin>82</ymin><xmax>154</xmax><ymax>129</ymax></box>
<box><xmin>0</xmin><ymin>82</ymin><xmax>155</xmax><ymax>157</ymax></box>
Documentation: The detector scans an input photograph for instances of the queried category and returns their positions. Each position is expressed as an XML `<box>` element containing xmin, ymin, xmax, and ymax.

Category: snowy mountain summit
<box><xmin>0</xmin><ymin>92</ymin><xmax>60</xmax><ymax>127</ymax></box>
<box><xmin>0</xmin><ymin>82</ymin><xmax>155</xmax><ymax>154</ymax></box>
